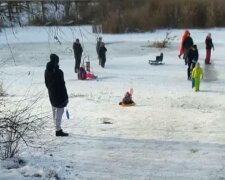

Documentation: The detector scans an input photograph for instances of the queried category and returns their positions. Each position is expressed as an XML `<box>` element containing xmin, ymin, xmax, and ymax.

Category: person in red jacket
<box><xmin>178</xmin><ymin>30</ymin><xmax>190</xmax><ymax>59</ymax></box>
<box><xmin>205</xmin><ymin>33</ymin><xmax>214</xmax><ymax>65</ymax></box>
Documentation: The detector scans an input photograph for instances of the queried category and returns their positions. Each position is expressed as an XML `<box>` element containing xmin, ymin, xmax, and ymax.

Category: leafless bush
<box><xmin>0</xmin><ymin>97</ymin><xmax>45</xmax><ymax>160</ymax></box>
<box><xmin>150</xmin><ymin>32</ymin><xmax>177</xmax><ymax>48</ymax></box>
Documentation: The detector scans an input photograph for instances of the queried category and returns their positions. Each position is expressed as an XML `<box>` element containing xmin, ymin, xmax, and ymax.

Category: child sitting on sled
<box><xmin>119</xmin><ymin>88</ymin><xmax>135</xmax><ymax>105</ymax></box>
<box><xmin>78</xmin><ymin>65</ymin><xmax>97</xmax><ymax>80</ymax></box>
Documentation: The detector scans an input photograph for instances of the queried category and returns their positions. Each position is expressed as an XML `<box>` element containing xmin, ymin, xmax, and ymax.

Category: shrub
<box><xmin>149</xmin><ymin>32</ymin><xmax>177</xmax><ymax>48</ymax></box>
<box><xmin>0</xmin><ymin>98</ymin><xmax>45</xmax><ymax>160</ymax></box>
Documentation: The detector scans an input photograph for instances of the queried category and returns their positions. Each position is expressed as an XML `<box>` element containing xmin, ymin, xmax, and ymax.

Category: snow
<box><xmin>0</xmin><ymin>26</ymin><xmax>225</xmax><ymax>179</ymax></box>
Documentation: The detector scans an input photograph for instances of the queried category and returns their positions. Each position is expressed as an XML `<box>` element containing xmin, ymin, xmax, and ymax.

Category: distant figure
<box><xmin>73</xmin><ymin>38</ymin><xmax>83</xmax><ymax>73</ymax></box>
<box><xmin>183</xmin><ymin>31</ymin><xmax>194</xmax><ymax>65</ymax></box>
<box><xmin>119</xmin><ymin>92</ymin><xmax>134</xmax><ymax>105</ymax></box>
<box><xmin>178</xmin><ymin>30</ymin><xmax>190</xmax><ymax>59</ymax></box>
<box><xmin>45</xmin><ymin>54</ymin><xmax>69</xmax><ymax>136</ymax></box>
<box><xmin>205</xmin><ymin>33</ymin><xmax>214</xmax><ymax>64</ymax></box>
<box><xmin>187</xmin><ymin>45</ymin><xmax>199</xmax><ymax>80</ymax></box>
<box><xmin>192</xmin><ymin>63</ymin><xmax>203</xmax><ymax>92</ymax></box>
<box><xmin>99</xmin><ymin>42</ymin><xmax>107</xmax><ymax>68</ymax></box>
<box><xmin>119</xmin><ymin>88</ymin><xmax>135</xmax><ymax>105</ymax></box>
<box><xmin>96</xmin><ymin>37</ymin><xmax>102</xmax><ymax>65</ymax></box>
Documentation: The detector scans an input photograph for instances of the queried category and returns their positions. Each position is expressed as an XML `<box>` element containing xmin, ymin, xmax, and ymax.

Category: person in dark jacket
<box><xmin>73</xmin><ymin>38</ymin><xmax>83</xmax><ymax>73</ymax></box>
<box><xmin>119</xmin><ymin>91</ymin><xmax>135</xmax><ymax>105</ymax></box>
<box><xmin>187</xmin><ymin>45</ymin><xmax>199</xmax><ymax>80</ymax></box>
<box><xmin>205</xmin><ymin>33</ymin><xmax>214</xmax><ymax>64</ymax></box>
<box><xmin>45</xmin><ymin>54</ymin><xmax>69</xmax><ymax>136</ymax></box>
<box><xmin>99</xmin><ymin>42</ymin><xmax>107</xmax><ymax>68</ymax></box>
<box><xmin>96</xmin><ymin>37</ymin><xmax>102</xmax><ymax>65</ymax></box>
<box><xmin>183</xmin><ymin>32</ymin><xmax>194</xmax><ymax>65</ymax></box>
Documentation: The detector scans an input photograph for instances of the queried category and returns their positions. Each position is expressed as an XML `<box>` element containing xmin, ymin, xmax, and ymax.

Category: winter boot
<box><xmin>56</xmin><ymin>129</ymin><xmax>69</xmax><ymax>137</ymax></box>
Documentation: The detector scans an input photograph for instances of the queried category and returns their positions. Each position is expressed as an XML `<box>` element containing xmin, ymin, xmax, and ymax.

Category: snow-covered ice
<box><xmin>0</xmin><ymin>26</ymin><xmax>225</xmax><ymax>179</ymax></box>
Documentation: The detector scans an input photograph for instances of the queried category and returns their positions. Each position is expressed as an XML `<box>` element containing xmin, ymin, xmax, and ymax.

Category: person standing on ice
<box><xmin>178</xmin><ymin>30</ymin><xmax>190</xmax><ymax>59</ymax></box>
<box><xmin>96</xmin><ymin>37</ymin><xmax>102</xmax><ymax>65</ymax></box>
<box><xmin>192</xmin><ymin>62</ymin><xmax>203</xmax><ymax>92</ymax></box>
<box><xmin>205</xmin><ymin>33</ymin><xmax>214</xmax><ymax>65</ymax></box>
<box><xmin>45</xmin><ymin>54</ymin><xmax>69</xmax><ymax>136</ymax></box>
<box><xmin>182</xmin><ymin>30</ymin><xmax>194</xmax><ymax>65</ymax></box>
<box><xmin>99</xmin><ymin>42</ymin><xmax>107</xmax><ymax>68</ymax></box>
<box><xmin>73</xmin><ymin>38</ymin><xmax>83</xmax><ymax>73</ymax></box>
<box><xmin>187</xmin><ymin>45</ymin><xmax>199</xmax><ymax>80</ymax></box>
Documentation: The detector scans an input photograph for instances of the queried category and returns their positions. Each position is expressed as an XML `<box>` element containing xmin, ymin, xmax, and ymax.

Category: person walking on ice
<box><xmin>99</xmin><ymin>42</ymin><xmax>107</xmax><ymax>68</ymax></box>
<box><xmin>187</xmin><ymin>45</ymin><xmax>199</xmax><ymax>80</ymax></box>
<box><xmin>96</xmin><ymin>37</ymin><xmax>102</xmax><ymax>65</ymax></box>
<box><xmin>192</xmin><ymin>63</ymin><xmax>203</xmax><ymax>92</ymax></box>
<box><xmin>205</xmin><ymin>33</ymin><xmax>214</xmax><ymax>65</ymax></box>
<box><xmin>73</xmin><ymin>38</ymin><xmax>83</xmax><ymax>73</ymax></box>
<box><xmin>45</xmin><ymin>54</ymin><xmax>69</xmax><ymax>136</ymax></box>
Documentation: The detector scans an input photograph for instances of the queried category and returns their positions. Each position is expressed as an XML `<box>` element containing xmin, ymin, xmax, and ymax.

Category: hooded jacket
<box><xmin>45</xmin><ymin>61</ymin><xmax>68</xmax><ymax>108</ymax></box>
<box><xmin>187</xmin><ymin>46</ymin><xmax>199</xmax><ymax>65</ymax></box>
<box><xmin>73</xmin><ymin>42</ymin><xmax>83</xmax><ymax>57</ymax></box>
<box><xmin>192</xmin><ymin>67</ymin><xmax>203</xmax><ymax>80</ymax></box>
<box><xmin>179</xmin><ymin>30</ymin><xmax>190</xmax><ymax>55</ymax></box>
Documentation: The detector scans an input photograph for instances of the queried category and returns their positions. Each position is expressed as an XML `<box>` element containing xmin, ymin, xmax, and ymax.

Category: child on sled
<box><xmin>119</xmin><ymin>88</ymin><xmax>135</xmax><ymax>105</ymax></box>
<box><xmin>78</xmin><ymin>65</ymin><xmax>97</xmax><ymax>80</ymax></box>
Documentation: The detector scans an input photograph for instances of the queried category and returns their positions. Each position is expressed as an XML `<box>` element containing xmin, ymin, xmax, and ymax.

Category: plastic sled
<box><xmin>86</xmin><ymin>73</ymin><xmax>98</xmax><ymax>80</ymax></box>
<box><xmin>119</xmin><ymin>102</ymin><xmax>136</xmax><ymax>107</ymax></box>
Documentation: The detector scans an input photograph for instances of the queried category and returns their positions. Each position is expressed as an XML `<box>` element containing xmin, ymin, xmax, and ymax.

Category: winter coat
<box><xmin>45</xmin><ymin>62</ymin><xmax>68</xmax><ymax>108</ymax></box>
<box><xmin>192</xmin><ymin>67</ymin><xmax>203</xmax><ymax>80</ymax></box>
<box><xmin>122</xmin><ymin>92</ymin><xmax>134</xmax><ymax>104</ymax></box>
<box><xmin>96</xmin><ymin>41</ymin><xmax>101</xmax><ymax>54</ymax></box>
<box><xmin>179</xmin><ymin>30</ymin><xmax>190</xmax><ymax>55</ymax></box>
<box><xmin>73</xmin><ymin>42</ymin><xmax>83</xmax><ymax>57</ymax></box>
<box><xmin>183</xmin><ymin>36</ymin><xmax>194</xmax><ymax>50</ymax></box>
<box><xmin>187</xmin><ymin>48</ymin><xmax>199</xmax><ymax>65</ymax></box>
<box><xmin>205</xmin><ymin>36</ymin><xmax>214</xmax><ymax>50</ymax></box>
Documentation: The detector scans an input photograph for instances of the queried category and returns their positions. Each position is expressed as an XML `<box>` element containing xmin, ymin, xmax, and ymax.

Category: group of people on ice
<box><xmin>179</xmin><ymin>30</ymin><xmax>214</xmax><ymax>92</ymax></box>
<box><xmin>44</xmin><ymin>36</ymin><xmax>109</xmax><ymax>136</ymax></box>
<box><xmin>72</xmin><ymin>37</ymin><xmax>107</xmax><ymax>81</ymax></box>
<box><xmin>44</xmin><ymin>30</ymin><xmax>215</xmax><ymax>136</ymax></box>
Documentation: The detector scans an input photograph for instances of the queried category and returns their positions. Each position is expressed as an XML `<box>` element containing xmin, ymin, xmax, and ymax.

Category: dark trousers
<box><xmin>75</xmin><ymin>55</ymin><xmax>81</xmax><ymax>73</ymax></box>
<box><xmin>187</xmin><ymin>65</ymin><xmax>191</xmax><ymax>79</ymax></box>
<box><xmin>187</xmin><ymin>62</ymin><xmax>196</xmax><ymax>79</ymax></box>
<box><xmin>101</xmin><ymin>57</ymin><xmax>106</xmax><ymax>68</ymax></box>
<box><xmin>184</xmin><ymin>48</ymin><xmax>190</xmax><ymax>65</ymax></box>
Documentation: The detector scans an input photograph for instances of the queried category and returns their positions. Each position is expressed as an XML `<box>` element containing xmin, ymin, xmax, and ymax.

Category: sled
<box><xmin>119</xmin><ymin>102</ymin><xmax>136</xmax><ymax>107</ymax></box>
<box><xmin>149</xmin><ymin>53</ymin><xmax>164</xmax><ymax>65</ymax></box>
<box><xmin>86</xmin><ymin>72</ymin><xmax>98</xmax><ymax>80</ymax></box>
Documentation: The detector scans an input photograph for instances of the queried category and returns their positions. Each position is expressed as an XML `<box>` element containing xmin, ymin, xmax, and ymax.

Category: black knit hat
<box><xmin>193</xmin><ymin>45</ymin><xmax>197</xmax><ymax>49</ymax></box>
<box><xmin>50</xmin><ymin>54</ymin><xmax>59</xmax><ymax>64</ymax></box>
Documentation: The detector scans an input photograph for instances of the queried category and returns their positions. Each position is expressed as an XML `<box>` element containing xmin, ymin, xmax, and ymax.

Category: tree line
<box><xmin>1</xmin><ymin>0</ymin><xmax>225</xmax><ymax>33</ymax></box>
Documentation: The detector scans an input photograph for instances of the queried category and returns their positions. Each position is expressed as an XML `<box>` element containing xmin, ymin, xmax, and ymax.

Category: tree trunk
<box><xmin>64</xmin><ymin>2</ymin><xmax>71</xmax><ymax>18</ymax></box>
<box><xmin>41</xmin><ymin>1</ymin><xmax>46</xmax><ymax>21</ymax></box>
